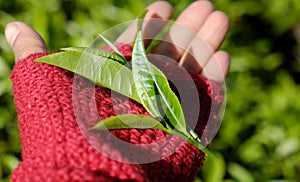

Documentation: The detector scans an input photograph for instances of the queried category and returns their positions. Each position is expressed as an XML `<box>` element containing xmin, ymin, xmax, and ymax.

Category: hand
<box><xmin>5</xmin><ymin>1</ymin><xmax>230</xmax><ymax>181</ymax></box>
<box><xmin>5</xmin><ymin>1</ymin><xmax>230</xmax><ymax>82</ymax></box>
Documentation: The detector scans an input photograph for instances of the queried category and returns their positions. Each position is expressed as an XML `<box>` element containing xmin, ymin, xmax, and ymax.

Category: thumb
<box><xmin>5</xmin><ymin>21</ymin><xmax>47</xmax><ymax>62</ymax></box>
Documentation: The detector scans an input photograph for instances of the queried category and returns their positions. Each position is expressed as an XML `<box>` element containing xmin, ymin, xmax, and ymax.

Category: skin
<box><xmin>5</xmin><ymin>0</ymin><xmax>230</xmax><ymax>82</ymax></box>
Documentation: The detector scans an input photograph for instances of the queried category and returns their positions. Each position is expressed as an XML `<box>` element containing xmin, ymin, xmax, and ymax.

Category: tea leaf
<box><xmin>90</xmin><ymin>114</ymin><xmax>169</xmax><ymax>133</ymax></box>
<box><xmin>61</xmin><ymin>47</ymin><xmax>127</xmax><ymax>64</ymax></box>
<box><xmin>132</xmin><ymin>32</ymin><xmax>162</xmax><ymax>119</ymax></box>
<box><xmin>137</xmin><ymin>9</ymin><xmax>148</xmax><ymax>34</ymax></box>
<box><xmin>35</xmin><ymin>50</ymin><xmax>140</xmax><ymax>102</ymax></box>
<box><xmin>90</xmin><ymin>114</ymin><xmax>218</xmax><ymax>159</ymax></box>
<box><xmin>132</xmin><ymin>31</ymin><xmax>187</xmax><ymax>133</ymax></box>
<box><xmin>98</xmin><ymin>34</ymin><xmax>126</xmax><ymax>61</ymax></box>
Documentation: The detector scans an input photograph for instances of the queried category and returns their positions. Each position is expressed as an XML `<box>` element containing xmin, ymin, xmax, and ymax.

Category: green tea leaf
<box><xmin>90</xmin><ymin>114</ymin><xmax>217</xmax><ymax>159</ymax></box>
<box><xmin>61</xmin><ymin>47</ymin><xmax>127</xmax><ymax>65</ymax></box>
<box><xmin>137</xmin><ymin>9</ymin><xmax>148</xmax><ymax>33</ymax></box>
<box><xmin>131</xmin><ymin>32</ymin><xmax>163</xmax><ymax>119</ymax></box>
<box><xmin>132</xmin><ymin>31</ymin><xmax>187</xmax><ymax>133</ymax></box>
<box><xmin>98</xmin><ymin>34</ymin><xmax>126</xmax><ymax>61</ymax></box>
<box><xmin>90</xmin><ymin>114</ymin><xmax>169</xmax><ymax>133</ymax></box>
<box><xmin>35</xmin><ymin>50</ymin><xmax>140</xmax><ymax>102</ymax></box>
<box><xmin>145</xmin><ymin>21</ymin><xmax>173</xmax><ymax>54</ymax></box>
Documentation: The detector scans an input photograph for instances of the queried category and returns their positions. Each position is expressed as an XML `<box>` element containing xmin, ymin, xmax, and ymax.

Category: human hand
<box><xmin>5</xmin><ymin>1</ymin><xmax>230</xmax><ymax>181</ymax></box>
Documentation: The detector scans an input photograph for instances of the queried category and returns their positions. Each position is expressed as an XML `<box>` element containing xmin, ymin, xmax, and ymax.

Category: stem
<box><xmin>170</xmin><ymin>128</ymin><xmax>219</xmax><ymax>161</ymax></box>
<box><xmin>187</xmin><ymin>125</ymin><xmax>201</xmax><ymax>143</ymax></box>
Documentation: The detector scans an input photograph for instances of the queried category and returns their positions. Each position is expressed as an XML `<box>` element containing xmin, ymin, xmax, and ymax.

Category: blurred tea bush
<box><xmin>0</xmin><ymin>0</ymin><xmax>299</xmax><ymax>181</ymax></box>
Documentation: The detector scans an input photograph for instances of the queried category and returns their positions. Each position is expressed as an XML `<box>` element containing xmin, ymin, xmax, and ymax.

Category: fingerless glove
<box><xmin>10</xmin><ymin>45</ymin><xmax>224</xmax><ymax>182</ymax></box>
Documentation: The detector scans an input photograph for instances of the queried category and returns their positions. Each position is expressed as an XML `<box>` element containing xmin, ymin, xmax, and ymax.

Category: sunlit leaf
<box><xmin>132</xmin><ymin>31</ymin><xmax>187</xmax><ymax>133</ymax></box>
<box><xmin>35</xmin><ymin>50</ymin><xmax>140</xmax><ymax>102</ymax></box>
<box><xmin>90</xmin><ymin>114</ymin><xmax>169</xmax><ymax>133</ymax></box>
<box><xmin>98</xmin><ymin>34</ymin><xmax>126</xmax><ymax>61</ymax></box>
<box><xmin>60</xmin><ymin>47</ymin><xmax>127</xmax><ymax>65</ymax></box>
<box><xmin>90</xmin><ymin>114</ymin><xmax>218</xmax><ymax>159</ymax></box>
<box><xmin>131</xmin><ymin>32</ymin><xmax>162</xmax><ymax>119</ymax></box>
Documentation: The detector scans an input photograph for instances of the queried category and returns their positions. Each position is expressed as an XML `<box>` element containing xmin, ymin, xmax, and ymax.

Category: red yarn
<box><xmin>10</xmin><ymin>45</ymin><xmax>224</xmax><ymax>182</ymax></box>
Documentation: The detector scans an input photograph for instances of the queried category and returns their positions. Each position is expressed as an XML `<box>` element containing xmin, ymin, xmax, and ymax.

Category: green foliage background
<box><xmin>0</xmin><ymin>0</ymin><xmax>299</xmax><ymax>181</ymax></box>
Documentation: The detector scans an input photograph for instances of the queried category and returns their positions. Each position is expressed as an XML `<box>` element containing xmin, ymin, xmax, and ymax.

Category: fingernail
<box><xmin>5</xmin><ymin>22</ymin><xmax>21</xmax><ymax>47</ymax></box>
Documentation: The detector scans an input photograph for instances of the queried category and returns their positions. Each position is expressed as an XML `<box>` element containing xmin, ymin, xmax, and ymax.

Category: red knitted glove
<box><xmin>10</xmin><ymin>45</ymin><xmax>224</xmax><ymax>182</ymax></box>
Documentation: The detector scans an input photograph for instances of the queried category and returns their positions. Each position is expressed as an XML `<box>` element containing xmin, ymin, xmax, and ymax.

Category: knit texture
<box><xmin>10</xmin><ymin>44</ymin><xmax>224</xmax><ymax>182</ymax></box>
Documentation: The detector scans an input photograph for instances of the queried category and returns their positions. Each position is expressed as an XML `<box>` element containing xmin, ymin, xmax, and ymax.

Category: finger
<box><xmin>152</xmin><ymin>0</ymin><xmax>214</xmax><ymax>61</ymax></box>
<box><xmin>197</xmin><ymin>11</ymin><xmax>230</xmax><ymax>52</ymax></box>
<box><xmin>178</xmin><ymin>11</ymin><xmax>230</xmax><ymax>73</ymax></box>
<box><xmin>116</xmin><ymin>1</ymin><xmax>173</xmax><ymax>46</ymax></box>
<box><xmin>5</xmin><ymin>21</ymin><xmax>46</xmax><ymax>62</ymax></box>
<box><xmin>178</xmin><ymin>36</ymin><xmax>213</xmax><ymax>74</ymax></box>
<box><xmin>202</xmin><ymin>51</ymin><xmax>230</xmax><ymax>82</ymax></box>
